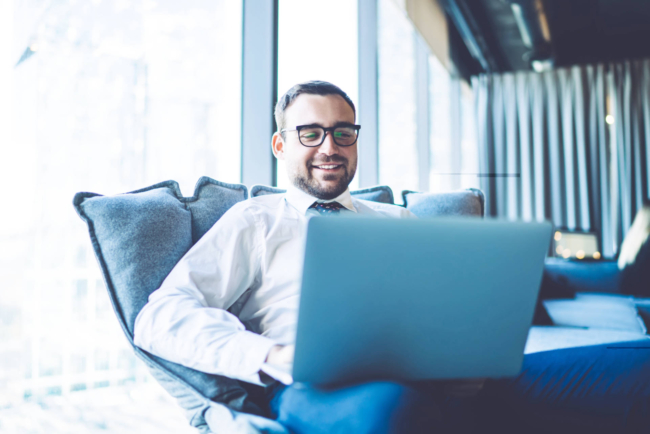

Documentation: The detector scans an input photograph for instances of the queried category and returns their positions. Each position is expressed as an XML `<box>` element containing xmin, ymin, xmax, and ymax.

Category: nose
<box><xmin>318</xmin><ymin>131</ymin><xmax>340</xmax><ymax>156</ymax></box>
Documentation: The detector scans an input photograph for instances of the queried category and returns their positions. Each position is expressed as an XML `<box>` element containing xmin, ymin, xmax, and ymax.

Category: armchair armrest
<box><xmin>540</xmin><ymin>258</ymin><xmax>621</xmax><ymax>299</ymax></box>
<box><xmin>532</xmin><ymin>258</ymin><xmax>621</xmax><ymax>326</ymax></box>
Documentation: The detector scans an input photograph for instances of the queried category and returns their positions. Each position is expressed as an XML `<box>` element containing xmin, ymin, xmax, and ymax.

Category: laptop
<box><xmin>292</xmin><ymin>216</ymin><xmax>552</xmax><ymax>385</ymax></box>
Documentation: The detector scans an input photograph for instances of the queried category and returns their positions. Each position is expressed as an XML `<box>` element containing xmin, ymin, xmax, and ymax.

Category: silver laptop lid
<box><xmin>293</xmin><ymin>216</ymin><xmax>552</xmax><ymax>385</ymax></box>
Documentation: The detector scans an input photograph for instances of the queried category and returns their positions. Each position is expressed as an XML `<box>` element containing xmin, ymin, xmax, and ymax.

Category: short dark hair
<box><xmin>274</xmin><ymin>80</ymin><xmax>356</xmax><ymax>133</ymax></box>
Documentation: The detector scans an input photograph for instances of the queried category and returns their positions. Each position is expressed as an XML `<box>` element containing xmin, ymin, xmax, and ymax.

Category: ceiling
<box><xmin>441</xmin><ymin>0</ymin><xmax>650</xmax><ymax>75</ymax></box>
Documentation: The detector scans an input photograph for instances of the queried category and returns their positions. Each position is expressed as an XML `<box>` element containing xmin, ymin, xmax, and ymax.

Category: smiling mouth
<box><xmin>312</xmin><ymin>164</ymin><xmax>343</xmax><ymax>171</ymax></box>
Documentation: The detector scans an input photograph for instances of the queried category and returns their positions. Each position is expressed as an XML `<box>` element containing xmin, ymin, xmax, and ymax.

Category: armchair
<box><xmin>73</xmin><ymin>180</ymin><xmax>484</xmax><ymax>433</ymax></box>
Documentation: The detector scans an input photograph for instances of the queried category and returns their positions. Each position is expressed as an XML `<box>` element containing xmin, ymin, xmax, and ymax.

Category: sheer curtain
<box><xmin>473</xmin><ymin>58</ymin><xmax>649</xmax><ymax>258</ymax></box>
<box><xmin>610</xmin><ymin>59</ymin><xmax>650</xmax><ymax>251</ymax></box>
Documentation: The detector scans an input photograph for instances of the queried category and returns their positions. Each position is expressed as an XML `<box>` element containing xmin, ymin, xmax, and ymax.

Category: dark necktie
<box><xmin>309</xmin><ymin>201</ymin><xmax>347</xmax><ymax>215</ymax></box>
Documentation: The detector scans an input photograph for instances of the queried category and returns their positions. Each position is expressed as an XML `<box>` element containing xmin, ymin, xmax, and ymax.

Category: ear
<box><xmin>272</xmin><ymin>132</ymin><xmax>285</xmax><ymax>160</ymax></box>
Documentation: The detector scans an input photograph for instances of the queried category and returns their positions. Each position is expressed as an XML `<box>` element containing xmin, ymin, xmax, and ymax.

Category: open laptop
<box><xmin>292</xmin><ymin>216</ymin><xmax>552</xmax><ymax>385</ymax></box>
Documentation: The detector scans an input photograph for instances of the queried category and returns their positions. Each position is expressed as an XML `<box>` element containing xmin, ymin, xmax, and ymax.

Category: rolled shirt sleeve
<box><xmin>134</xmin><ymin>202</ymin><xmax>279</xmax><ymax>385</ymax></box>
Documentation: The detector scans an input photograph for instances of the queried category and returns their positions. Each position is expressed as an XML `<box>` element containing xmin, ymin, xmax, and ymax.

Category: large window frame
<box><xmin>241</xmin><ymin>0</ymin><xmax>278</xmax><ymax>187</ymax></box>
<box><xmin>242</xmin><ymin>0</ymin><xmax>471</xmax><ymax>192</ymax></box>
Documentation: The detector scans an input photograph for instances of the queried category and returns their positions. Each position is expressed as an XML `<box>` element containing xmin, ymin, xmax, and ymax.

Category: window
<box><xmin>429</xmin><ymin>55</ymin><xmax>480</xmax><ymax>192</ymax></box>
<box><xmin>428</xmin><ymin>54</ymin><xmax>453</xmax><ymax>192</ymax></box>
<box><xmin>459</xmin><ymin>80</ymin><xmax>480</xmax><ymax>190</ymax></box>
<box><xmin>377</xmin><ymin>0</ymin><xmax>419</xmax><ymax>202</ymax></box>
<box><xmin>0</xmin><ymin>0</ymin><xmax>242</xmax><ymax>427</ymax></box>
<box><xmin>276</xmin><ymin>0</ymin><xmax>359</xmax><ymax>190</ymax></box>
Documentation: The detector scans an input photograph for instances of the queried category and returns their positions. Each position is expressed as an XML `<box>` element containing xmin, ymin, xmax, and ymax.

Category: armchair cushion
<box><xmin>540</xmin><ymin>258</ymin><xmax>622</xmax><ymax>298</ymax></box>
<box><xmin>349</xmin><ymin>185</ymin><xmax>394</xmax><ymax>204</ymax></box>
<box><xmin>251</xmin><ymin>184</ymin><xmax>395</xmax><ymax>204</ymax></box>
<box><xmin>75</xmin><ymin>181</ymin><xmax>192</xmax><ymax>335</ymax></box>
<box><xmin>250</xmin><ymin>185</ymin><xmax>284</xmax><ymax>197</ymax></box>
<box><xmin>401</xmin><ymin>189</ymin><xmax>485</xmax><ymax>218</ymax></box>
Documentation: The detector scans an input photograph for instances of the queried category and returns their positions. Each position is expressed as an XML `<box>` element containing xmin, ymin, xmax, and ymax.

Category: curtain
<box><xmin>473</xmin><ymin>59</ymin><xmax>650</xmax><ymax>258</ymax></box>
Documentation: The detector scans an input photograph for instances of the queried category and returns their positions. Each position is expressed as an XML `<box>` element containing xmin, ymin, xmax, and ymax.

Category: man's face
<box><xmin>272</xmin><ymin>94</ymin><xmax>357</xmax><ymax>200</ymax></box>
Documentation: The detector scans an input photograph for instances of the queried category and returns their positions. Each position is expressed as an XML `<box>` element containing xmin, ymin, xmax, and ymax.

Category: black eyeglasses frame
<box><xmin>281</xmin><ymin>124</ymin><xmax>361</xmax><ymax>147</ymax></box>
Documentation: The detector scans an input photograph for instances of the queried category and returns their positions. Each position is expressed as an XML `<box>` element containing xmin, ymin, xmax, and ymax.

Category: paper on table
<box><xmin>525</xmin><ymin>326</ymin><xmax>649</xmax><ymax>354</ymax></box>
<box><xmin>544</xmin><ymin>293</ymin><xmax>647</xmax><ymax>334</ymax></box>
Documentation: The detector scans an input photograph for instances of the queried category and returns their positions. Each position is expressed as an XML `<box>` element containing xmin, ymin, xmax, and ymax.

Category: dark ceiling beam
<box><xmin>544</xmin><ymin>0</ymin><xmax>650</xmax><ymax>67</ymax></box>
<box><xmin>509</xmin><ymin>0</ymin><xmax>554</xmax><ymax>70</ymax></box>
<box><xmin>438</xmin><ymin>0</ymin><xmax>509</xmax><ymax>73</ymax></box>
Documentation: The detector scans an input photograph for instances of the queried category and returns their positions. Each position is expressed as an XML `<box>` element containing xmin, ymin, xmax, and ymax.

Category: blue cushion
<box><xmin>250</xmin><ymin>185</ymin><xmax>285</xmax><ymax>197</ymax></box>
<box><xmin>75</xmin><ymin>180</ymin><xmax>192</xmax><ymax>334</ymax></box>
<box><xmin>250</xmin><ymin>184</ymin><xmax>395</xmax><ymax>204</ymax></box>
<box><xmin>186</xmin><ymin>177</ymin><xmax>250</xmax><ymax>244</ymax></box>
<box><xmin>541</xmin><ymin>258</ymin><xmax>621</xmax><ymax>296</ymax></box>
<box><xmin>535</xmin><ymin>259</ymin><xmax>622</xmax><ymax>326</ymax></box>
<box><xmin>401</xmin><ymin>189</ymin><xmax>485</xmax><ymax>218</ymax></box>
<box><xmin>73</xmin><ymin>177</ymin><xmax>266</xmax><ymax>431</ymax></box>
<box><xmin>350</xmin><ymin>185</ymin><xmax>394</xmax><ymax>204</ymax></box>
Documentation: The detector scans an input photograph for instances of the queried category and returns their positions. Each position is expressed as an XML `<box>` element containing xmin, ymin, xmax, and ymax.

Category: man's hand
<box><xmin>444</xmin><ymin>378</ymin><xmax>486</xmax><ymax>398</ymax></box>
<box><xmin>265</xmin><ymin>344</ymin><xmax>295</xmax><ymax>365</ymax></box>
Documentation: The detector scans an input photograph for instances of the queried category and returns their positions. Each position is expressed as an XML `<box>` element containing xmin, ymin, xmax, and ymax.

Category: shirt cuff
<box><xmin>261</xmin><ymin>362</ymin><xmax>294</xmax><ymax>385</ymax></box>
<box><xmin>225</xmin><ymin>331</ymin><xmax>278</xmax><ymax>386</ymax></box>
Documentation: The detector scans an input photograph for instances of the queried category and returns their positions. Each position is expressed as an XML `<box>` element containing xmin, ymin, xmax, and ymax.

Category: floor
<box><xmin>0</xmin><ymin>382</ymin><xmax>196</xmax><ymax>434</ymax></box>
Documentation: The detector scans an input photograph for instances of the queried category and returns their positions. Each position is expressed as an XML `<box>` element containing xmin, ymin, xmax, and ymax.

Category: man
<box><xmin>134</xmin><ymin>81</ymin><xmax>480</xmax><ymax>433</ymax></box>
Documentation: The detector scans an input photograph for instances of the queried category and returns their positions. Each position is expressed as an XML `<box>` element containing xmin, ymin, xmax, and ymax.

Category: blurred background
<box><xmin>1</xmin><ymin>0</ymin><xmax>648</xmax><ymax>432</ymax></box>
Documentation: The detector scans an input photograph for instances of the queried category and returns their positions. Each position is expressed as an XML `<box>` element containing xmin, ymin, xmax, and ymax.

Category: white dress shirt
<box><xmin>133</xmin><ymin>186</ymin><xmax>415</xmax><ymax>386</ymax></box>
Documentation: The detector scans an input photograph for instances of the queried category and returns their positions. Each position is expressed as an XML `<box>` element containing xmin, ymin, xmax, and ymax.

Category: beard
<box><xmin>290</xmin><ymin>155</ymin><xmax>357</xmax><ymax>200</ymax></box>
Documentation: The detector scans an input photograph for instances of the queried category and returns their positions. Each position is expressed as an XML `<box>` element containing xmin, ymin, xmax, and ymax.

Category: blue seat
<box><xmin>401</xmin><ymin>188</ymin><xmax>485</xmax><ymax>218</ymax></box>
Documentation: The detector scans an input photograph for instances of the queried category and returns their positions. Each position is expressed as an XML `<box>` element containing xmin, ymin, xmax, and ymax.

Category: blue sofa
<box><xmin>508</xmin><ymin>243</ymin><xmax>650</xmax><ymax>433</ymax></box>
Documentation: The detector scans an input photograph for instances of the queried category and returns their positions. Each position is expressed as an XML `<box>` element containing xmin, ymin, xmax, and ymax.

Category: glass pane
<box><xmin>459</xmin><ymin>80</ymin><xmax>480</xmax><ymax>190</ymax></box>
<box><xmin>429</xmin><ymin>54</ymin><xmax>453</xmax><ymax>192</ymax></box>
<box><xmin>277</xmin><ymin>0</ymin><xmax>359</xmax><ymax>190</ymax></box>
<box><xmin>0</xmin><ymin>0</ymin><xmax>241</xmax><ymax>428</ymax></box>
<box><xmin>377</xmin><ymin>0</ymin><xmax>418</xmax><ymax>203</ymax></box>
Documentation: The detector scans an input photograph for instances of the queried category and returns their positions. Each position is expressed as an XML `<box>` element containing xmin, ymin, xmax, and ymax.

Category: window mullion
<box><xmin>415</xmin><ymin>35</ymin><xmax>431</xmax><ymax>192</ymax></box>
<box><xmin>241</xmin><ymin>0</ymin><xmax>279</xmax><ymax>187</ymax></box>
<box><xmin>358</xmin><ymin>0</ymin><xmax>379</xmax><ymax>188</ymax></box>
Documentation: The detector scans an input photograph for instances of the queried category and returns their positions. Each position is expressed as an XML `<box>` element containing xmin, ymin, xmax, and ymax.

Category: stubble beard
<box><xmin>291</xmin><ymin>156</ymin><xmax>357</xmax><ymax>200</ymax></box>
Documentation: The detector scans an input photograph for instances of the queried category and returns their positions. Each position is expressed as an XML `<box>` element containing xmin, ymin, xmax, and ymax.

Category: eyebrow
<box><xmin>298</xmin><ymin>121</ymin><xmax>356</xmax><ymax>129</ymax></box>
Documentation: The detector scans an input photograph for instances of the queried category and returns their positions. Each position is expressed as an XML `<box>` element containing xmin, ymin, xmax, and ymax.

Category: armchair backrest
<box><xmin>402</xmin><ymin>189</ymin><xmax>485</xmax><ymax>218</ymax></box>
<box><xmin>74</xmin><ymin>177</ymin><xmax>263</xmax><ymax>432</ymax></box>
<box><xmin>250</xmin><ymin>184</ymin><xmax>395</xmax><ymax>204</ymax></box>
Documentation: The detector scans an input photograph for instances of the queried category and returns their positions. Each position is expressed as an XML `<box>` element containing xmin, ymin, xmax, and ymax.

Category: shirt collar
<box><xmin>285</xmin><ymin>186</ymin><xmax>357</xmax><ymax>215</ymax></box>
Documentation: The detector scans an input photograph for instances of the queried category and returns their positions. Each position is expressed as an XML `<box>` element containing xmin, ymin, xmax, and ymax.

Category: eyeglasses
<box><xmin>281</xmin><ymin>124</ymin><xmax>361</xmax><ymax>147</ymax></box>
